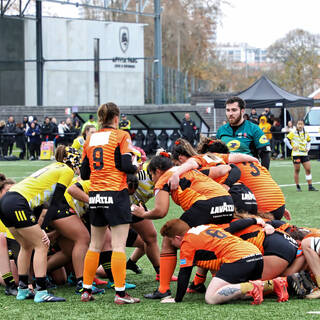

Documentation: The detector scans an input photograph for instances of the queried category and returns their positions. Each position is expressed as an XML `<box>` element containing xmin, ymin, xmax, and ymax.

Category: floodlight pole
<box><xmin>36</xmin><ymin>0</ymin><xmax>43</xmax><ymax>106</ymax></box>
<box><xmin>154</xmin><ymin>0</ymin><xmax>162</xmax><ymax>105</ymax></box>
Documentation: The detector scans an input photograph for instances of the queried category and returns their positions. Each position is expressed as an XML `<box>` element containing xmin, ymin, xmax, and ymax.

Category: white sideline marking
<box><xmin>279</xmin><ymin>182</ymin><xmax>320</xmax><ymax>187</ymax></box>
<box><xmin>307</xmin><ymin>311</ymin><xmax>320</xmax><ymax>314</ymax></box>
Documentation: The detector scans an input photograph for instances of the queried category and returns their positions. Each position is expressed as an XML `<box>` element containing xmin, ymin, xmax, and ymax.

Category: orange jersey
<box><xmin>83</xmin><ymin>128</ymin><xmax>134</xmax><ymax>191</ymax></box>
<box><xmin>180</xmin><ymin>224</ymin><xmax>261</xmax><ymax>272</ymax></box>
<box><xmin>234</xmin><ymin>162</ymin><xmax>285</xmax><ymax>212</ymax></box>
<box><xmin>155</xmin><ymin>168</ymin><xmax>229</xmax><ymax>212</ymax></box>
<box><xmin>192</xmin><ymin>154</ymin><xmax>229</xmax><ymax>184</ymax></box>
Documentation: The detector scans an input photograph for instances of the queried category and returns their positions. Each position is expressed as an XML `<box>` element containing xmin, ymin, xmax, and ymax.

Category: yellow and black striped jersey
<box><xmin>72</xmin><ymin>136</ymin><xmax>85</xmax><ymax>154</ymax></box>
<box><xmin>287</xmin><ymin>129</ymin><xmax>310</xmax><ymax>156</ymax></box>
<box><xmin>130</xmin><ymin>162</ymin><xmax>154</xmax><ymax>205</ymax></box>
<box><xmin>65</xmin><ymin>179</ymin><xmax>90</xmax><ymax>217</ymax></box>
<box><xmin>10</xmin><ymin>162</ymin><xmax>74</xmax><ymax>209</ymax></box>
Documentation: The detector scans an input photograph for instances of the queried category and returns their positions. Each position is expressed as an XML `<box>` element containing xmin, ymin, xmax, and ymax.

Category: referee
<box><xmin>216</xmin><ymin>97</ymin><xmax>271</xmax><ymax>169</ymax></box>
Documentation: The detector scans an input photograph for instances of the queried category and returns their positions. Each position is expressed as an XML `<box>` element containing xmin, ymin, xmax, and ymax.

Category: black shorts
<box><xmin>263</xmin><ymin>231</ymin><xmax>298</xmax><ymax>265</ymax></box>
<box><xmin>180</xmin><ymin>196</ymin><xmax>234</xmax><ymax>227</ymax></box>
<box><xmin>89</xmin><ymin>189</ymin><xmax>132</xmax><ymax>227</ymax></box>
<box><xmin>51</xmin><ymin>197</ymin><xmax>76</xmax><ymax>221</ymax></box>
<box><xmin>7</xmin><ymin>238</ymin><xmax>20</xmax><ymax>262</ymax></box>
<box><xmin>229</xmin><ymin>184</ymin><xmax>257</xmax><ymax>214</ymax></box>
<box><xmin>270</xmin><ymin>204</ymin><xmax>285</xmax><ymax>220</ymax></box>
<box><xmin>0</xmin><ymin>192</ymin><xmax>37</xmax><ymax>229</ymax></box>
<box><xmin>126</xmin><ymin>228</ymin><xmax>138</xmax><ymax>247</ymax></box>
<box><xmin>216</xmin><ymin>254</ymin><xmax>263</xmax><ymax>284</ymax></box>
<box><xmin>293</xmin><ymin>156</ymin><xmax>310</xmax><ymax>164</ymax></box>
<box><xmin>131</xmin><ymin>203</ymin><xmax>147</xmax><ymax>224</ymax></box>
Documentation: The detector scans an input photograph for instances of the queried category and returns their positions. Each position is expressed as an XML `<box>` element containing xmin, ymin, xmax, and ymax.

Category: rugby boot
<box><xmin>156</xmin><ymin>274</ymin><xmax>178</xmax><ymax>282</ymax></box>
<box><xmin>105</xmin><ymin>281</ymin><xmax>136</xmax><ymax>290</ymax></box>
<box><xmin>93</xmin><ymin>277</ymin><xmax>108</xmax><ymax>285</ymax></box>
<box><xmin>114</xmin><ymin>293</ymin><xmax>140</xmax><ymax>305</ymax></box>
<box><xmin>308</xmin><ymin>186</ymin><xmax>318</xmax><ymax>191</ymax></box>
<box><xmin>187</xmin><ymin>281</ymin><xmax>206</xmax><ymax>293</ymax></box>
<box><xmin>247</xmin><ymin>280</ymin><xmax>264</xmax><ymax>305</ymax></box>
<box><xmin>34</xmin><ymin>290</ymin><xmax>66</xmax><ymax>303</ymax></box>
<box><xmin>16</xmin><ymin>288</ymin><xmax>35</xmax><ymax>300</ymax></box>
<box><xmin>81</xmin><ymin>291</ymin><xmax>94</xmax><ymax>302</ymax></box>
<box><xmin>144</xmin><ymin>289</ymin><xmax>171</xmax><ymax>299</ymax></box>
<box><xmin>273</xmin><ymin>277</ymin><xmax>289</xmax><ymax>302</ymax></box>
<box><xmin>75</xmin><ymin>281</ymin><xmax>105</xmax><ymax>295</ymax></box>
<box><xmin>126</xmin><ymin>259</ymin><xmax>142</xmax><ymax>274</ymax></box>
<box><xmin>5</xmin><ymin>284</ymin><xmax>18</xmax><ymax>296</ymax></box>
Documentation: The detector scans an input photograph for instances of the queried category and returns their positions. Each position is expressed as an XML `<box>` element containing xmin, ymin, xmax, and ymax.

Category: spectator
<box><xmin>249</xmin><ymin>108</ymin><xmax>259</xmax><ymax>124</ymax></box>
<box><xmin>22</xmin><ymin>116</ymin><xmax>29</xmax><ymax>131</ymax></box>
<box><xmin>119</xmin><ymin>114</ymin><xmax>131</xmax><ymax>134</ymax></box>
<box><xmin>270</xmin><ymin>118</ymin><xmax>284</xmax><ymax>159</ymax></box>
<box><xmin>81</xmin><ymin>114</ymin><xmax>98</xmax><ymax>133</ymax></box>
<box><xmin>0</xmin><ymin>120</ymin><xmax>7</xmax><ymax>159</ymax></box>
<box><xmin>26</xmin><ymin>122</ymin><xmax>41</xmax><ymax>160</ymax></box>
<box><xmin>180</xmin><ymin>113</ymin><xmax>197</xmax><ymax>146</ymax></box>
<box><xmin>73</xmin><ymin>119</ymin><xmax>81</xmax><ymax>139</ymax></box>
<box><xmin>259</xmin><ymin>115</ymin><xmax>272</xmax><ymax>143</ymax></box>
<box><xmin>40</xmin><ymin>117</ymin><xmax>53</xmax><ymax>141</ymax></box>
<box><xmin>169</xmin><ymin>129</ymin><xmax>181</xmax><ymax>150</ymax></box>
<box><xmin>243</xmin><ymin>113</ymin><xmax>250</xmax><ymax>121</ymax></box>
<box><xmin>4</xmin><ymin>116</ymin><xmax>16</xmax><ymax>156</ymax></box>
<box><xmin>15</xmin><ymin>123</ymin><xmax>26</xmax><ymax>160</ymax></box>
<box><xmin>50</xmin><ymin>117</ymin><xmax>58</xmax><ymax>137</ymax></box>
<box><xmin>260</xmin><ymin>107</ymin><xmax>274</xmax><ymax>124</ymax></box>
<box><xmin>32</xmin><ymin>116</ymin><xmax>40</xmax><ymax>129</ymax></box>
<box><xmin>65</xmin><ymin>117</ymin><xmax>74</xmax><ymax>145</ymax></box>
<box><xmin>281</xmin><ymin>120</ymin><xmax>296</xmax><ymax>158</ymax></box>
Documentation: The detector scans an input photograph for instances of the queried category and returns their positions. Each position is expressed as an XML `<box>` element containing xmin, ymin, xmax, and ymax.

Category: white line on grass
<box><xmin>279</xmin><ymin>182</ymin><xmax>320</xmax><ymax>187</ymax></box>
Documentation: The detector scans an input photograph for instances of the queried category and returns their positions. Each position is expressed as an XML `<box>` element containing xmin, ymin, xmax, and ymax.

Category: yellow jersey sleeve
<box><xmin>0</xmin><ymin>219</ymin><xmax>14</xmax><ymax>239</ymax></box>
<box><xmin>72</xmin><ymin>137</ymin><xmax>85</xmax><ymax>152</ymax></box>
<box><xmin>287</xmin><ymin>131</ymin><xmax>294</xmax><ymax>140</ymax></box>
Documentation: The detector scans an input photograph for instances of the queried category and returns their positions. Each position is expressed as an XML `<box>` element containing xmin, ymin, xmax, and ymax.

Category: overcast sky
<box><xmin>216</xmin><ymin>0</ymin><xmax>320</xmax><ymax>48</ymax></box>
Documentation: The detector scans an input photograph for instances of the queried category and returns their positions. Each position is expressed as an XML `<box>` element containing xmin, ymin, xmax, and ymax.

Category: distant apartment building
<box><xmin>214</xmin><ymin>43</ymin><xmax>271</xmax><ymax>68</ymax></box>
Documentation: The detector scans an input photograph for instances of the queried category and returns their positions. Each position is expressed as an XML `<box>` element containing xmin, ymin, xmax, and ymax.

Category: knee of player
<box><xmin>205</xmin><ymin>292</ymin><xmax>219</xmax><ymax>305</ymax></box>
<box><xmin>301</xmin><ymin>237</ymin><xmax>312</xmax><ymax>251</ymax></box>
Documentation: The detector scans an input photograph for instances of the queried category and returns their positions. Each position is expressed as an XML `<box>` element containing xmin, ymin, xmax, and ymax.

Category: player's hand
<box><xmin>131</xmin><ymin>203</ymin><xmax>146</xmax><ymax>218</ymax></box>
<box><xmin>255</xmin><ymin>217</ymin><xmax>265</xmax><ymax>227</ymax></box>
<box><xmin>264</xmin><ymin>224</ymin><xmax>275</xmax><ymax>235</ymax></box>
<box><xmin>161</xmin><ymin>296</ymin><xmax>176</xmax><ymax>303</ymax></box>
<box><xmin>41</xmin><ymin>230</ymin><xmax>50</xmax><ymax>247</ymax></box>
<box><xmin>284</xmin><ymin>209</ymin><xmax>291</xmax><ymax>220</ymax></box>
<box><xmin>168</xmin><ymin>173</ymin><xmax>180</xmax><ymax>191</ymax></box>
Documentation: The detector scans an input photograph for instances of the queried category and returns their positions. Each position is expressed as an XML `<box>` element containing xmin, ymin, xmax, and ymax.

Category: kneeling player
<box><xmin>160</xmin><ymin>219</ymin><xmax>265</xmax><ymax>305</ymax></box>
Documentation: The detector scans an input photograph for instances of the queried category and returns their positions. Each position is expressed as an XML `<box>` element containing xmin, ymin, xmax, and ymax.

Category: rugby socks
<box><xmin>35</xmin><ymin>277</ymin><xmax>47</xmax><ymax>291</ymax></box>
<box><xmin>111</xmin><ymin>251</ymin><xmax>126</xmax><ymax>297</ymax></box>
<box><xmin>240</xmin><ymin>282</ymin><xmax>254</xmax><ymax>294</ymax></box>
<box><xmin>100</xmin><ymin>251</ymin><xmax>114</xmax><ymax>282</ymax></box>
<box><xmin>18</xmin><ymin>275</ymin><xmax>29</xmax><ymax>289</ymax></box>
<box><xmin>158</xmin><ymin>253</ymin><xmax>177</xmax><ymax>293</ymax></box>
<box><xmin>194</xmin><ymin>272</ymin><xmax>207</xmax><ymax>286</ymax></box>
<box><xmin>263</xmin><ymin>280</ymin><xmax>274</xmax><ymax>295</ymax></box>
<box><xmin>2</xmin><ymin>272</ymin><xmax>15</xmax><ymax>287</ymax></box>
<box><xmin>153</xmin><ymin>265</ymin><xmax>160</xmax><ymax>275</ymax></box>
<box><xmin>83</xmin><ymin>250</ymin><xmax>100</xmax><ymax>292</ymax></box>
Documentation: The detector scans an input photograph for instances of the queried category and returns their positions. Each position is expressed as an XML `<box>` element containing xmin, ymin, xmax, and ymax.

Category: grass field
<box><xmin>0</xmin><ymin>159</ymin><xmax>320</xmax><ymax>320</ymax></box>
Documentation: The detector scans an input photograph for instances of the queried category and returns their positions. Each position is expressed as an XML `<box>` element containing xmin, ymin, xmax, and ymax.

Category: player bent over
<box><xmin>160</xmin><ymin>219</ymin><xmax>265</xmax><ymax>305</ymax></box>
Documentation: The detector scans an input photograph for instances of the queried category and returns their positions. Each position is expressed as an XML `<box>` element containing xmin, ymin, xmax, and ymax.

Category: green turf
<box><xmin>0</xmin><ymin>160</ymin><xmax>320</xmax><ymax>320</ymax></box>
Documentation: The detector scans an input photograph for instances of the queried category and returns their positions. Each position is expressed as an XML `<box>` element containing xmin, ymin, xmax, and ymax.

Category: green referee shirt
<box><xmin>216</xmin><ymin>120</ymin><xmax>270</xmax><ymax>156</ymax></box>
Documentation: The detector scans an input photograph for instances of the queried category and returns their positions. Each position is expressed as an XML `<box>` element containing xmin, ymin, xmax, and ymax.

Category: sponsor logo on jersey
<box><xmin>227</xmin><ymin>140</ymin><xmax>240</xmax><ymax>151</ymax></box>
<box><xmin>259</xmin><ymin>134</ymin><xmax>269</xmax><ymax>144</ymax></box>
<box><xmin>210</xmin><ymin>202</ymin><xmax>234</xmax><ymax>214</ymax></box>
<box><xmin>89</xmin><ymin>194</ymin><xmax>114</xmax><ymax>205</ymax></box>
<box><xmin>241</xmin><ymin>192</ymin><xmax>256</xmax><ymax>201</ymax></box>
<box><xmin>180</xmin><ymin>258</ymin><xmax>187</xmax><ymax>266</ymax></box>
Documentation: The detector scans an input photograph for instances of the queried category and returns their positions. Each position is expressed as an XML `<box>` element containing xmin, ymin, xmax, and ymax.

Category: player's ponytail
<box><xmin>55</xmin><ymin>145</ymin><xmax>67</xmax><ymax>163</ymax></box>
<box><xmin>98</xmin><ymin>103</ymin><xmax>120</xmax><ymax>128</ymax></box>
